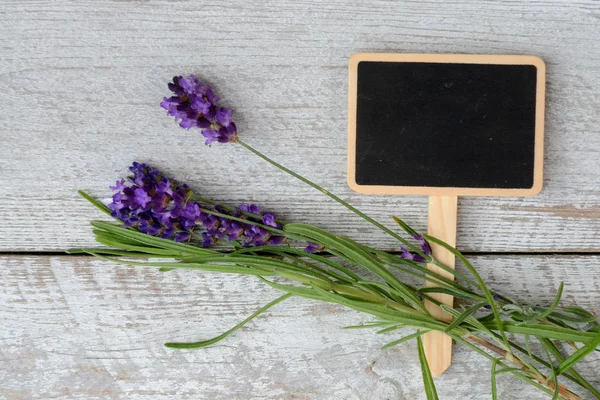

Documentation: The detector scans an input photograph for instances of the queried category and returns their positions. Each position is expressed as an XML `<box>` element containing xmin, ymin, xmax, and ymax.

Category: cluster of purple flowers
<box><xmin>108</xmin><ymin>162</ymin><xmax>286</xmax><ymax>247</ymax></box>
<box><xmin>200</xmin><ymin>204</ymin><xmax>286</xmax><ymax>248</ymax></box>
<box><xmin>160</xmin><ymin>75</ymin><xmax>237</xmax><ymax>145</ymax></box>
<box><xmin>108</xmin><ymin>162</ymin><xmax>199</xmax><ymax>242</ymax></box>
<box><xmin>399</xmin><ymin>235</ymin><xmax>432</xmax><ymax>263</ymax></box>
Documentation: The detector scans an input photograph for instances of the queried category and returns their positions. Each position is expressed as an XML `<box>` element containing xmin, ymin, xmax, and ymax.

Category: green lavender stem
<box><xmin>235</xmin><ymin>139</ymin><xmax>422</xmax><ymax>254</ymax></box>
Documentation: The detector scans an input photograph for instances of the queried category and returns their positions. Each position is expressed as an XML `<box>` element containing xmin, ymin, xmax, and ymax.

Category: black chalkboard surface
<box><xmin>348</xmin><ymin>53</ymin><xmax>545</xmax><ymax>196</ymax></box>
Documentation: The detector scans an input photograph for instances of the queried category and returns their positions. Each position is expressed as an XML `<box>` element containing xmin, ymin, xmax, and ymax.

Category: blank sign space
<box><xmin>354</xmin><ymin>61</ymin><xmax>538</xmax><ymax>189</ymax></box>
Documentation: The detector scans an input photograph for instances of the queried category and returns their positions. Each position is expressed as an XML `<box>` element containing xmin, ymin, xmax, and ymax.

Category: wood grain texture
<box><xmin>1</xmin><ymin>1</ymin><xmax>599</xmax><ymax>399</ymax></box>
<box><xmin>424</xmin><ymin>195</ymin><xmax>458</xmax><ymax>377</ymax></box>
<box><xmin>1</xmin><ymin>254</ymin><xmax>599</xmax><ymax>400</ymax></box>
<box><xmin>0</xmin><ymin>0</ymin><xmax>599</xmax><ymax>251</ymax></box>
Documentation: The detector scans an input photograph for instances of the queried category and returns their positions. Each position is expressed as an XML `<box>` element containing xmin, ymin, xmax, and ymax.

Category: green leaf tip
<box><xmin>392</xmin><ymin>216</ymin><xmax>419</xmax><ymax>236</ymax></box>
<box><xmin>164</xmin><ymin>293</ymin><xmax>292</xmax><ymax>349</ymax></box>
<box><xmin>417</xmin><ymin>334</ymin><xmax>439</xmax><ymax>400</ymax></box>
<box><xmin>78</xmin><ymin>190</ymin><xmax>112</xmax><ymax>216</ymax></box>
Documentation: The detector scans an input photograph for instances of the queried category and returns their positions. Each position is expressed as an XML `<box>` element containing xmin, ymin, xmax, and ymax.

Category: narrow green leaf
<box><xmin>356</xmin><ymin>280</ymin><xmax>411</xmax><ymax>304</ymax></box>
<box><xmin>417</xmin><ymin>335</ymin><xmax>439</xmax><ymax>400</ymax></box>
<box><xmin>257</xmin><ymin>277</ymin><xmax>331</xmax><ymax>303</ymax></box>
<box><xmin>234</xmin><ymin>245</ymin><xmax>362</xmax><ymax>282</ymax></box>
<box><xmin>555</xmin><ymin>332</ymin><xmax>600</xmax><ymax>377</ymax></box>
<box><xmin>68</xmin><ymin>248</ymin><xmax>167</xmax><ymax>258</ymax></box>
<box><xmin>165</xmin><ymin>293</ymin><xmax>292</xmax><ymax>348</ymax></box>
<box><xmin>382</xmin><ymin>330</ymin><xmax>428</xmax><ymax>350</ymax></box>
<box><xmin>497</xmin><ymin>336</ymin><xmax>596</xmax><ymax>399</ymax></box>
<box><xmin>78</xmin><ymin>190</ymin><xmax>112</xmax><ymax>216</ymax></box>
<box><xmin>541</xmin><ymin>343</ymin><xmax>561</xmax><ymax>400</ymax></box>
<box><xmin>491</xmin><ymin>358</ymin><xmax>502</xmax><ymax>400</ymax></box>
<box><xmin>419</xmin><ymin>287</ymin><xmax>484</xmax><ymax>302</ymax></box>
<box><xmin>183</xmin><ymin>254</ymin><xmax>334</xmax><ymax>283</ymax></box>
<box><xmin>285</xmin><ymin>223</ymin><xmax>428</xmax><ymax>314</ymax></box>
<box><xmin>271</xmin><ymin>250</ymin><xmax>354</xmax><ymax>283</ymax></box>
<box><xmin>541</xmin><ymin>338</ymin><xmax>600</xmax><ymax>399</ymax></box>
<box><xmin>521</xmin><ymin>282</ymin><xmax>564</xmax><ymax>322</ymax></box>
<box><xmin>554</xmin><ymin>306</ymin><xmax>600</xmax><ymax>324</ymax></box>
<box><xmin>374</xmin><ymin>248</ymin><xmax>480</xmax><ymax>289</ymax></box>
<box><xmin>392</xmin><ymin>216</ymin><xmax>419</xmax><ymax>236</ymax></box>
<box><xmin>376</xmin><ymin>325</ymin><xmax>404</xmax><ymax>334</ymax></box>
<box><xmin>94</xmin><ymin>237</ymin><xmax>182</xmax><ymax>256</ymax></box>
<box><xmin>91</xmin><ymin>221</ymin><xmax>214</xmax><ymax>256</ymax></box>
<box><xmin>495</xmin><ymin>367</ymin><xmax>523</xmax><ymax>375</ymax></box>
<box><xmin>444</xmin><ymin>302</ymin><xmax>486</xmax><ymax>332</ymax></box>
<box><xmin>563</xmin><ymin>306</ymin><xmax>596</xmax><ymax>319</ymax></box>
<box><xmin>424</xmin><ymin>234</ymin><xmax>510</xmax><ymax>351</ymax></box>
<box><xmin>343</xmin><ymin>321</ymin><xmax>397</xmax><ymax>330</ymax></box>
<box><xmin>308</xmin><ymin>284</ymin><xmax>447</xmax><ymax>330</ymax></box>
<box><xmin>482</xmin><ymin>321</ymin><xmax>598</xmax><ymax>343</ymax></box>
<box><xmin>441</xmin><ymin>305</ymin><xmax>499</xmax><ymax>346</ymax></box>
<box><xmin>92</xmin><ymin>229</ymin><xmax>143</xmax><ymax>246</ymax></box>
<box><xmin>85</xmin><ymin>252</ymin><xmax>275</xmax><ymax>276</ymax></box>
<box><xmin>450</xmin><ymin>334</ymin><xmax>559</xmax><ymax>399</ymax></box>
<box><xmin>525</xmin><ymin>335</ymin><xmax>537</xmax><ymax>370</ymax></box>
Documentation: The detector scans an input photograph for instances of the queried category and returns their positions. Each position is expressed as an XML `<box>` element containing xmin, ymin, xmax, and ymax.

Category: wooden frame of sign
<box><xmin>347</xmin><ymin>53</ymin><xmax>546</xmax><ymax>376</ymax></box>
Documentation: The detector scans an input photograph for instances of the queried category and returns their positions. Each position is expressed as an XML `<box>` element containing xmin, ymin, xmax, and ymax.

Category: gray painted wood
<box><xmin>1</xmin><ymin>1</ymin><xmax>599</xmax><ymax>399</ymax></box>
<box><xmin>0</xmin><ymin>0</ymin><xmax>599</xmax><ymax>251</ymax></box>
<box><xmin>1</xmin><ymin>255</ymin><xmax>599</xmax><ymax>400</ymax></box>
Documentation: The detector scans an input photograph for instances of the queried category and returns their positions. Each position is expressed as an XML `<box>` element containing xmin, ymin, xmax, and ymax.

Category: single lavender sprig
<box><xmin>160</xmin><ymin>75</ymin><xmax>423</xmax><ymax>255</ymax></box>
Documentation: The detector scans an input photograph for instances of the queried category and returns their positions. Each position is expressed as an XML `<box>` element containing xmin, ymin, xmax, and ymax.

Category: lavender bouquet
<box><xmin>74</xmin><ymin>75</ymin><xmax>600</xmax><ymax>400</ymax></box>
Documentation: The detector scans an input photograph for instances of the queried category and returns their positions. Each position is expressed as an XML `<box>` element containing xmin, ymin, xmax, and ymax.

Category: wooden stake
<box><xmin>424</xmin><ymin>195</ymin><xmax>458</xmax><ymax>377</ymax></box>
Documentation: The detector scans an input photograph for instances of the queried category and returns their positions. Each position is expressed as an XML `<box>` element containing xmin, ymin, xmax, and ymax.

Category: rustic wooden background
<box><xmin>1</xmin><ymin>0</ymin><xmax>599</xmax><ymax>399</ymax></box>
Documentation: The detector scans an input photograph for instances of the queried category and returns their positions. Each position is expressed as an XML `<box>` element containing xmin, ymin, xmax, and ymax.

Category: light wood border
<box><xmin>347</xmin><ymin>53</ymin><xmax>546</xmax><ymax>197</ymax></box>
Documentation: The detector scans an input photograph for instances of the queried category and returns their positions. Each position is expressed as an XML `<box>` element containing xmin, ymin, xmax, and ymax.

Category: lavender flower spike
<box><xmin>108</xmin><ymin>162</ymin><xmax>203</xmax><ymax>242</ymax></box>
<box><xmin>400</xmin><ymin>247</ymin><xmax>427</xmax><ymax>263</ymax></box>
<box><xmin>109</xmin><ymin>163</ymin><xmax>287</xmax><ymax>248</ymax></box>
<box><xmin>161</xmin><ymin>75</ymin><xmax>238</xmax><ymax>145</ymax></box>
<box><xmin>412</xmin><ymin>234</ymin><xmax>432</xmax><ymax>255</ymax></box>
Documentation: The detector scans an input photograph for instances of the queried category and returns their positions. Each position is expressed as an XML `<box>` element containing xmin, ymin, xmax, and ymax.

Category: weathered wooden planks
<box><xmin>1</xmin><ymin>1</ymin><xmax>599</xmax><ymax>399</ymax></box>
<box><xmin>0</xmin><ymin>0</ymin><xmax>599</xmax><ymax>251</ymax></box>
<box><xmin>1</xmin><ymin>255</ymin><xmax>599</xmax><ymax>399</ymax></box>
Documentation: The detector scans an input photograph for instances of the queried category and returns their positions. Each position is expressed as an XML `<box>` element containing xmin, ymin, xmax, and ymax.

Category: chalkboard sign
<box><xmin>348</xmin><ymin>53</ymin><xmax>546</xmax><ymax>196</ymax></box>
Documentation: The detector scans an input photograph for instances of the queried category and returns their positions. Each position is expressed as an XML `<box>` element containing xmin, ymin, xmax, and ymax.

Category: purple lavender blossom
<box><xmin>413</xmin><ymin>234</ymin><xmax>432</xmax><ymax>255</ymax></box>
<box><xmin>240</xmin><ymin>204</ymin><xmax>261</xmax><ymax>214</ymax></box>
<box><xmin>161</xmin><ymin>75</ymin><xmax>238</xmax><ymax>145</ymax></box>
<box><xmin>110</xmin><ymin>179</ymin><xmax>126</xmax><ymax>191</ymax></box>
<box><xmin>304</xmin><ymin>242</ymin><xmax>323</xmax><ymax>253</ymax></box>
<box><xmin>262</xmin><ymin>213</ymin><xmax>280</xmax><ymax>228</ymax></box>
<box><xmin>268</xmin><ymin>236</ymin><xmax>286</xmax><ymax>246</ymax></box>
<box><xmin>109</xmin><ymin>163</ymin><xmax>287</xmax><ymax>248</ymax></box>
<box><xmin>108</xmin><ymin>162</ymin><xmax>202</xmax><ymax>242</ymax></box>
<box><xmin>400</xmin><ymin>247</ymin><xmax>427</xmax><ymax>263</ymax></box>
<box><xmin>483</xmin><ymin>294</ymin><xmax>501</xmax><ymax>310</ymax></box>
<box><xmin>201</xmin><ymin>205</ymin><xmax>286</xmax><ymax>248</ymax></box>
